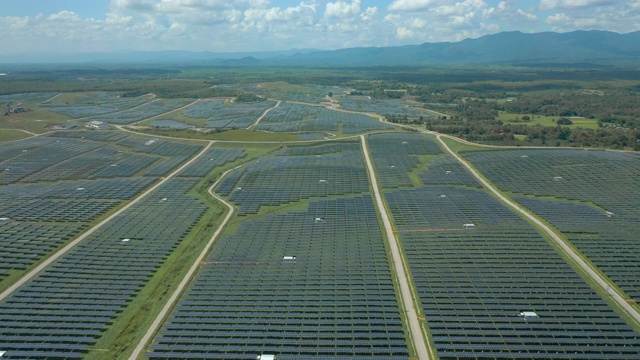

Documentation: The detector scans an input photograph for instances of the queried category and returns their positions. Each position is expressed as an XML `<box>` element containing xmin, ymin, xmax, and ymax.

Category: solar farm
<box><xmin>255</xmin><ymin>102</ymin><xmax>394</xmax><ymax>134</ymax></box>
<box><xmin>147</xmin><ymin>99</ymin><xmax>279</xmax><ymax>130</ymax></box>
<box><xmin>367</xmin><ymin>137</ymin><xmax>640</xmax><ymax>359</ymax></box>
<box><xmin>339</xmin><ymin>97</ymin><xmax>437</xmax><ymax>119</ymax></box>
<box><xmin>0</xmin><ymin>90</ymin><xmax>638</xmax><ymax>360</ymax></box>
<box><xmin>463</xmin><ymin>149</ymin><xmax>640</xmax><ymax>303</ymax></box>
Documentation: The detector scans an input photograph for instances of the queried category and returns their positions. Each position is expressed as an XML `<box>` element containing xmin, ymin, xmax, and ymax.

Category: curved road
<box><xmin>128</xmin><ymin>165</ymin><xmax>240</xmax><ymax>360</ymax></box>
<box><xmin>247</xmin><ymin>100</ymin><xmax>281</xmax><ymax>129</ymax></box>
<box><xmin>436</xmin><ymin>134</ymin><xmax>640</xmax><ymax>325</ymax></box>
<box><xmin>0</xmin><ymin>141</ymin><xmax>214</xmax><ymax>302</ymax></box>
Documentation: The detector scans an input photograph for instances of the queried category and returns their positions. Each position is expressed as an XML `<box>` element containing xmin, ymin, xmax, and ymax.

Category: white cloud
<box><xmin>396</xmin><ymin>26</ymin><xmax>414</xmax><ymax>39</ymax></box>
<box><xmin>540</xmin><ymin>0</ymin><xmax>617</xmax><ymax>11</ymax></box>
<box><xmin>361</xmin><ymin>7</ymin><xmax>378</xmax><ymax>21</ymax></box>
<box><xmin>111</xmin><ymin>0</ymin><xmax>157</xmax><ymax>11</ymax></box>
<box><xmin>0</xmin><ymin>0</ymin><xmax>639</xmax><ymax>55</ymax></box>
<box><xmin>388</xmin><ymin>0</ymin><xmax>443</xmax><ymax>12</ymax></box>
<box><xmin>325</xmin><ymin>0</ymin><xmax>361</xmax><ymax>18</ymax></box>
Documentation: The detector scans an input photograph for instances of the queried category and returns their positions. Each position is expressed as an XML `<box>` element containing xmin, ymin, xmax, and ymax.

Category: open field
<box><xmin>498</xmin><ymin>112</ymin><xmax>600</xmax><ymax>129</ymax></box>
<box><xmin>0</xmin><ymin>129</ymin><xmax>30</xmax><ymax>142</ymax></box>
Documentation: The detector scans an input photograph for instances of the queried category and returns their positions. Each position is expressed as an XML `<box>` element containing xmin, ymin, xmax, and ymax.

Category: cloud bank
<box><xmin>1</xmin><ymin>0</ymin><xmax>638</xmax><ymax>54</ymax></box>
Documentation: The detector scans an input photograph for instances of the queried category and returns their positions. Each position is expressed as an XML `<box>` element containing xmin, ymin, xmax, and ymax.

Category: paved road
<box><xmin>0</xmin><ymin>128</ymin><xmax>38</xmax><ymax>136</ymax></box>
<box><xmin>0</xmin><ymin>141</ymin><xmax>214</xmax><ymax>302</ymax></box>
<box><xmin>360</xmin><ymin>135</ymin><xmax>431</xmax><ymax>360</ymax></box>
<box><xmin>128</xmin><ymin>164</ymin><xmax>240</xmax><ymax>360</ymax></box>
<box><xmin>247</xmin><ymin>100</ymin><xmax>281</xmax><ymax>129</ymax></box>
<box><xmin>436</xmin><ymin>134</ymin><xmax>640</xmax><ymax>325</ymax></box>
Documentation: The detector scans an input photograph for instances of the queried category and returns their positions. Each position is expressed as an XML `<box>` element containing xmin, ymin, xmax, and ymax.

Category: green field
<box><xmin>0</xmin><ymin>129</ymin><xmax>31</xmax><ymax>142</ymax></box>
<box><xmin>499</xmin><ymin>112</ymin><xmax>600</xmax><ymax>129</ymax></box>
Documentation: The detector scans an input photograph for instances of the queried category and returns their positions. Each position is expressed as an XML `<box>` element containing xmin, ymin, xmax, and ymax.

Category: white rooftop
<box><xmin>257</xmin><ymin>355</ymin><xmax>275</xmax><ymax>360</ymax></box>
<box><xmin>520</xmin><ymin>311</ymin><xmax>538</xmax><ymax>318</ymax></box>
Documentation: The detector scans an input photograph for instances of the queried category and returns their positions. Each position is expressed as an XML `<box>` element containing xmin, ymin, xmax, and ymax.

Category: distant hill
<box><xmin>2</xmin><ymin>30</ymin><xmax>639</xmax><ymax>67</ymax></box>
<box><xmin>271</xmin><ymin>30</ymin><xmax>640</xmax><ymax>67</ymax></box>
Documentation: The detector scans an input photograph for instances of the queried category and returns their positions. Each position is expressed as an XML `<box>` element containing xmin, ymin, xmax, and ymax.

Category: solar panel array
<box><xmin>419</xmin><ymin>154</ymin><xmax>481</xmax><ymax>187</ymax></box>
<box><xmin>255</xmin><ymin>102</ymin><xmax>393</xmax><ymax>134</ymax></box>
<box><xmin>368</xmin><ymin>133</ymin><xmax>442</xmax><ymax>188</ymax></box>
<box><xmin>384</xmin><ymin>185</ymin><xmax>640</xmax><ymax>359</ymax></box>
<box><xmin>0</xmin><ymin>131</ymin><xmax>204</xmax><ymax>294</ymax></box>
<box><xmin>178</xmin><ymin>148</ymin><xmax>246</xmax><ymax>177</ymax></box>
<box><xmin>0</xmin><ymin>137</ymin><xmax>104</xmax><ymax>184</ymax></box>
<box><xmin>148</xmin><ymin>195</ymin><xmax>409</xmax><ymax>359</ymax></box>
<box><xmin>90</xmin><ymin>99</ymin><xmax>192</xmax><ymax>125</ymax></box>
<box><xmin>1</xmin><ymin>132</ymin><xmax>203</xmax><ymax>185</ymax></box>
<box><xmin>0</xmin><ymin>177</ymin><xmax>209</xmax><ymax>358</ymax></box>
<box><xmin>216</xmin><ymin>142</ymin><xmax>369</xmax><ymax>215</ymax></box>
<box><xmin>252</xmin><ymin>84</ymin><xmax>350</xmax><ymax>103</ymax></box>
<box><xmin>514</xmin><ymin>197</ymin><xmax>640</xmax><ymax>301</ymax></box>
<box><xmin>464</xmin><ymin>149</ymin><xmax>640</xmax><ymax>303</ymax></box>
<box><xmin>198</xmin><ymin>100</ymin><xmax>276</xmax><ymax>129</ymax></box>
<box><xmin>0</xmin><ymin>93</ymin><xmax>59</xmax><ymax>105</ymax></box>
<box><xmin>339</xmin><ymin>97</ymin><xmax>436</xmax><ymax>119</ymax></box>
<box><xmin>41</xmin><ymin>92</ymin><xmax>148</xmax><ymax>118</ymax></box>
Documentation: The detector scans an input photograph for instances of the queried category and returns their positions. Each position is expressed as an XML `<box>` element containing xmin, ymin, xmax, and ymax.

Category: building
<box><xmin>86</xmin><ymin>121</ymin><xmax>110</xmax><ymax>130</ymax></box>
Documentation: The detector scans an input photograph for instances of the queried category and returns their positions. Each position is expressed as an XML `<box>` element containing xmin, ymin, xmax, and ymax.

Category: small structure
<box><xmin>76</xmin><ymin>187</ymin><xmax>85</xmax><ymax>191</ymax></box>
<box><xmin>145</xmin><ymin>139</ymin><xmax>157</xmax><ymax>146</ymax></box>
<box><xmin>86</xmin><ymin>120</ymin><xmax>109</xmax><ymax>130</ymax></box>
<box><xmin>257</xmin><ymin>355</ymin><xmax>276</xmax><ymax>360</ymax></box>
<box><xmin>0</xmin><ymin>217</ymin><xmax>10</xmax><ymax>223</ymax></box>
<box><xmin>520</xmin><ymin>311</ymin><xmax>539</xmax><ymax>319</ymax></box>
<box><xmin>0</xmin><ymin>350</ymin><xmax>6</xmax><ymax>357</ymax></box>
<box><xmin>553</xmin><ymin>176</ymin><xmax>563</xmax><ymax>181</ymax></box>
<box><xmin>463</xmin><ymin>223</ymin><xmax>475</xmax><ymax>228</ymax></box>
<box><xmin>439</xmin><ymin>194</ymin><xmax>447</xmax><ymax>198</ymax></box>
<box><xmin>445</xmin><ymin>170</ymin><xmax>452</xmax><ymax>174</ymax></box>
<box><xmin>283</xmin><ymin>256</ymin><xmax>296</xmax><ymax>261</ymax></box>
<box><xmin>121</xmin><ymin>238</ymin><xmax>131</xmax><ymax>243</ymax></box>
<box><xmin>314</xmin><ymin>217</ymin><xmax>324</xmax><ymax>223</ymax></box>
<box><xmin>605</xmin><ymin>211</ymin><xmax>614</xmax><ymax>218</ymax></box>
<box><xmin>319</xmin><ymin>179</ymin><xmax>328</xmax><ymax>184</ymax></box>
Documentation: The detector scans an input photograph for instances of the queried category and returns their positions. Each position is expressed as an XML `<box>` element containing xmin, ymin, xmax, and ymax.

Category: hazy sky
<box><xmin>1</xmin><ymin>0</ymin><xmax>638</xmax><ymax>54</ymax></box>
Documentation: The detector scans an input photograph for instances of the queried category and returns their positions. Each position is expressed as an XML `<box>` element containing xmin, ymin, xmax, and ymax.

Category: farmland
<box><xmin>0</xmin><ymin>70</ymin><xmax>638</xmax><ymax>360</ymax></box>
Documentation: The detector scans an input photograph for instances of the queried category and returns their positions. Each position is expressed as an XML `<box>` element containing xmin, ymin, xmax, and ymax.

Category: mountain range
<box><xmin>3</xmin><ymin>30</ymin><xmax>640</xmax><ymax>67</ymax></box>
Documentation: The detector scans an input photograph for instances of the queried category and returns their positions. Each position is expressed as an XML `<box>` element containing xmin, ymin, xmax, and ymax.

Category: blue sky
<box><xmin>1</xmin><ymin>0</ymin><xmax>637</xmax><ymax>54</ymax></box>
